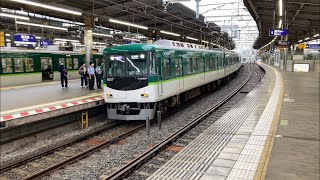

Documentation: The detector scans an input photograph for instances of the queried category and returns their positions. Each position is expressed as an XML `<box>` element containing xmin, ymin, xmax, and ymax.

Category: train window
<box><xmin>1</xmin><ymin>58</ymin><xmax>13</xmax><ymax>73</ymax></box>
<box><xmin>188</xmin><ymin>58</ymin><xmax>193</xmax><ymax>74</ymax></box>
<box><xmin>14</xmin><ymin>58</ymin><xmax>24</xmax><ymax>72</ymax></box>
<box><xmin>175</xmin><ymin>58</ymin><xmax>182</xmax><ymax>76</ymax></box>
<box><xmin>107</xmin><ymin>55</ymin><xmax>125</xmax><ymax>76</ymax></box>
<box><xmin>66</xmin><ymin>58</ymin><xmax>73</xmax><ymax>69</ymax></box>
<box><xmin>25</xmin><ymin>58</ymin><xmax>34</xmax><ymax>72</ymax></box>
<box><xmin>180</xmin><ymin>43</ymin><xmax>184</xmax><ymax>47</ymax></box>
<box><xmin>163</xmin><ymin>57</ymin><xmax>171</xmax><ymax>79</ymax></box>
<box><xmin>41</xmin><ymin>57</ymin><xmax>52</xmax><ymax>70</ymax></box>
<box><xmin>215</xmin><ymin>57</ymin><xmax>218</xmax><ymax>69</ymax></box>
<box><xmin>94</xmin><ymin>58</ymin><xmax>100</xmax><ymax>65</ymax></box>
<box><xmin>194</xmin><ymin>58</ymin><xmax>198</xmax><ymax>72</ymax></box>
<box><xmin>209</xmin><ymin>58</ymin><xmax>212</xmax><ymax>70</ymax></box>
<box><xmin>149</xmin><ymin>52</ymin><xmax>156</xmax><ymax>75</ymax></box>
<box><xmin>205</xmin><ymin>57</ymin><xmax>210</xmax><ymax>71</ymax></box>
<box><xmin>59</xmin><ymin>58</ymin><xmax>66</xmax><ymax>66</ymax></box>
<box><xmin>172</xmin><ymin>42</ymin><xmax>175</xmax><ymax>46</ymax></box>
<box><xmin>200</xmin><ymin>57</ymin><xmax>205</xmax><ymax>71</ymax></box>
<box><xmin>73</xmin><ymin>58</ymin><xmax>79</xmax><ymax>69</ymax></box>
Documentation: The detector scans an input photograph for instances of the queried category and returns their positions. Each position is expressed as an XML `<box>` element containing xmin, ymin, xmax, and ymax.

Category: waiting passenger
<box><xmin>43</xmin><ymin>65</ymin><xmax>53</xmax><ymax>79</ymax></box>
<box><xmin>59</xmin><ymin>63</ymin><xmax>68</xmax><ymax>88</ymax></box>
<box><xmin>87</xmin><ymin>62</ymin><xmax>96</xmax><ymax>90</ymax></box>
<box><xmin>95</xmin><ymin>63</ymin><xmax>103</xmax><ymax>89</ymax></box>
<box><xmin>79</xmin><ymin>63</ymin><xmax>88</xmax><ymax>88</ymax></box>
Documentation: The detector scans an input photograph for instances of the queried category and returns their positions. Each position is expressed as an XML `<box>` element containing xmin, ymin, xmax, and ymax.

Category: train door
<box><xmin>156</xmin><ymin>51</ymin><xmax>163</xmax><ymax>96</ymax></box>
<box><xmin>41</xmin><ymin>57</ymin><xmax>53</xmax><ymax>80</ymax></box>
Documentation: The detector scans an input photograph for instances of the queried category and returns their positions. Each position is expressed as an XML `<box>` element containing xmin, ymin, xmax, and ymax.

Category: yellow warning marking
<box><xmin>0</xmin><ymin>92</ymin><xmax>103</xmax><ymax>116</ymax></box>
<box><xmin>0</xmin><ymin>79</ymin><xmax>79</xmax><ymax>91</ymax></box>
<box><xmin>254</xmin><ymin>63</ymin><xmax>284</xmax><ymax>180</ymax></box>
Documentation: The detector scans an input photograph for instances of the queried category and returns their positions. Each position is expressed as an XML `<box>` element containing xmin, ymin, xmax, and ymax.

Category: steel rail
<box><xmin>23</xmin><ymin>124</ymin><xmax>145</xmax><ymax>180</ymax></box>
<box><xmin>0</xmin><ymin>121</ymin><xmax>120</xmax><ymax>173</ymax></box>
<box><xmin>104</xmin><ymin>66</ymin><xmax>253</xmax><ymax>180</ymax></box>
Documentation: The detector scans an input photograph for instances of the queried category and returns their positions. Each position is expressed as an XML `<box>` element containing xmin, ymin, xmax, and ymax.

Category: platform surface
<box><xmin>265</xmin><ymin>68</ymin><xmax>320</xmax><ymax>179</ymax></box>
<box><xmin>148</xmin><ymin>63</ymin><xmax>282</xmax><ymax>180</ymax></box>
<box><xmin>1</xmin><ymin>80</ymin><xmax>103</xmax><ymax>113</ymax></box>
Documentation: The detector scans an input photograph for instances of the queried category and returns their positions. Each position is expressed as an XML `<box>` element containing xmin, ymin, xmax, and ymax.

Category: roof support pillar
<box><xmin>195</xmin><ymin>0</ymin><xmax>201</xmax><ymax>19</ymax></box>
<box><xmin>84</xmin><ymin>16</ymin><xmax>93</xmax><ymax>67</ymax></box>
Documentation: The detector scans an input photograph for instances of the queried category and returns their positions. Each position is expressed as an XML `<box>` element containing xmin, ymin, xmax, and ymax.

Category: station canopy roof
<box><xmin>0</xmin><ymin>0</ymin><xmax>235</xmax><ymax>48</ymax></box>
<box><xmin>244</xmin><ymin>0</ymin><xmax>320</xmax><ymax>49</ymax></box>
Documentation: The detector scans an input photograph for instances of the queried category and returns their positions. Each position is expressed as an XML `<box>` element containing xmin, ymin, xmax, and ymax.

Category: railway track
<box><xmin>0</xmin><ymin>122</ymin><xmax>144</xmax><ymax>180</ymax></box>
<box><xmin>104</xmin><ymin>64</ymin><xmax>263</xmax><ymax>180</ymax></box>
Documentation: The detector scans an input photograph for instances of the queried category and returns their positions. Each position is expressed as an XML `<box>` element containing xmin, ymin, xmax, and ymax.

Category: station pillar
<box><xmin>84</xmin><ymin>16</ymin><xmax>93</xmax><ymax>67</ymax></box>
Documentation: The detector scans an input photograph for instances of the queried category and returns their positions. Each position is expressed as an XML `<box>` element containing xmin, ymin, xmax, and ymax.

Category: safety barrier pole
<box><xmin>146</xmin><ymin>117</ymin><xmax>150</xmax><ymax>135</ymax></box>
<box><xmin>157</xmin><ymin>111</ymin><xmax>161</xmax><ymax>130</ymax></box>
<box><xmin>81</xmin><ymin>110</ymin><xmax>89</xmax><ymax>129</ymax></box>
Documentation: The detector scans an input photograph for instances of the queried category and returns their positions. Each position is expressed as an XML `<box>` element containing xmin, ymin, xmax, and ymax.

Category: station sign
<box><xmin>269</xmin><ymin>29</ymin><xmax>288</xmax><ymax>36</ymax></box>
<box><xmin>40</xmin><ymin>40</ymin><xmax>52</xmax><ymax>46</ymax></box>
<box><xmin>14</xmin><ymin>34</ymin><xmax>36</xmax><ymax>47</ymax></box>
<box><xmin>306</xmin><ymin>44</ymin><xmax>320</xmax><ymax>49</ymax></box>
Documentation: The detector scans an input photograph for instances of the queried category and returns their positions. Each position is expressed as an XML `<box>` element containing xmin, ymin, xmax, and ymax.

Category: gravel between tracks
<box><xmin>38</xmin><ymin>65</ymin><xmax>251</xmax><ymax>180</ymax></box>
<box><xmin>0</xmin><ymin>120</ymin><xmax>113</xmax><ymax>165</ymax></box>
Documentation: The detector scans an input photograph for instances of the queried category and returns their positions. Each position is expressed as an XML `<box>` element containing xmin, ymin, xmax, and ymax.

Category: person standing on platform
<box><xmin>95</xmin><ymin>63</ymin><xmax>103</xmax><ymax>89</ymax></box>
<box><xmin>59</xmin><ymin>63</ymin><xmax>68</xmax><ymax>88</ymax></box>
<box><xmin>87</xmin><ymin>62</ymin><xmax>96</xmax><ymax>90</ymax></box>
<box><xmin>79</xmin><ymin>63</ymin><xmax>88</xmax><ymax>88</ymax></box>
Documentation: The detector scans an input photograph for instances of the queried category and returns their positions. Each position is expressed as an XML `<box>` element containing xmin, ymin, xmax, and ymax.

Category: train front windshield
<box><xmin>106</xmin><ymin>52</ymin><xmax>149</xmax><ymax>77</ymax></box>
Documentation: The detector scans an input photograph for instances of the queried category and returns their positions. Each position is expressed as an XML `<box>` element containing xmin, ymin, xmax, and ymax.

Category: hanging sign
<box><xmin>14</xmin><ymin>34</ymin><xmax>36</xmax><ymax>47</ymax></box>
<box><xmin>269</xmin><ymin>29</ymin><xmax>288</xmax><ymax>36</ymax></box>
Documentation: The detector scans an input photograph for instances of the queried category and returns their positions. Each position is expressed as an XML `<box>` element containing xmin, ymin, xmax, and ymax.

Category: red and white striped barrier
<box><xmin>1</xmin><ymin>96</ymin><xmax>104</xmax><ymax>122</ymax></box>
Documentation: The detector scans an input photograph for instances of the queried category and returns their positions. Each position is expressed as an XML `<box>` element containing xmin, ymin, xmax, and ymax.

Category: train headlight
<box><xmin>106</xmin><ymin>93</ymin><xmax>113</xmax><ymax>97</ymax></box>
<box><xmin>140</xmin><ymin>54</ymin><xmax>145</xmax><ymax>59</ymax></box>
<box><xmin>141</xmin><ymin>93</ymin><xmax>148</xmax><ymax>97</ymax></box>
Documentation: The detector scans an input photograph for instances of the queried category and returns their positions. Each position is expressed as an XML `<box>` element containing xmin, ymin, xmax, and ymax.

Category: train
<box><xmin>103</xmin><ymin>39</ymin><xmax>241</xmax><ymax>120</ymax></box>
<box><xmin>0</xmin><ymin>49</ymin><xmax>103</xmax><ymax>87</ymax></box>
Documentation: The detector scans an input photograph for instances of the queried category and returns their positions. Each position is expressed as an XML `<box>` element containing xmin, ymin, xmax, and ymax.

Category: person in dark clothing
<box><xmin>95</xmin><ymin>63</ymin><xmax>103</xmax><ymax>89</ymax></box>
<box><xmin>79</xmin><ymin>63</ymin><xmax>88</xmax><ymax>88</ymax></box>
<box><xmin>45</xmin><ymin>65</ymin><xmax>52</xmax><ymax>73</ymax></box>
<box><xmin>87</xmin><ymin>62</ymin><xmax>96</xmax><ymax>90</ymax></box>
<box><xmin>59</xmin><ymin>63</ymin><xmax>68</xmax><ymax>88</ymax></box>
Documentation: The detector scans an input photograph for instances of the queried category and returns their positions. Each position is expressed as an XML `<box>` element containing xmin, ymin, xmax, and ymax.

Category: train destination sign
<box><xmin>269</xmin><ymin>29</ymin><xmax>288</xmax><ymax>36</ymax></box>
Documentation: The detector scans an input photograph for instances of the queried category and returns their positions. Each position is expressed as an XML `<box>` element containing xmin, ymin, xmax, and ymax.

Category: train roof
<box><xmin>0</xmin><ymin>49</ymin><xmax>83</xmax><ymax>55</ymax></box>
<box><xmin>103</xmin><ymin>40</ymin><xmax>226</xmax><ymax>54</ymax></box>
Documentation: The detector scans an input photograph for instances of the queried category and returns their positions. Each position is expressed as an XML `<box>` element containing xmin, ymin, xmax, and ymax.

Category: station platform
<box><xmin>0</xmin><ymin>80</ymin><xmax>104</xmax><ymax>127</ymax></box>
<box><xmin>148</xmin><ymin>63</ymin><xmax>319</xmax><ymax>180</ymax></box>
<box><xmin>265</xmin><ymin>67</ymin><xmax>319</xmax><ymax>179</ymax></box>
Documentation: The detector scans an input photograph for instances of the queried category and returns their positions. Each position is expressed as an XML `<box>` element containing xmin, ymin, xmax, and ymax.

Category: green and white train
<box><xmin>0</xmin><ymin>49</ymin><xmax>103</xmax><ymax>87</ymax></box>
<box><xmin>103</xmin><ymin>40</ymin><xmax>241</xmax><ymax>120</ymax></box>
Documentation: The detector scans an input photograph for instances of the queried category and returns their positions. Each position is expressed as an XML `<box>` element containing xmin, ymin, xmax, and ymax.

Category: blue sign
<box><xmin>14</xmin><ymin>34</ymin><xmax>36</xmax><ymax>47</ymax></box>
<box><xmin>40</xmin><ymin>40</ymin><xmax>52</xmax><ymax>46</ymax></box>
<box><xmin>306</xmin><ymin>44</ymin><xmax>320</xmax><ymax>49</ymax></box>
<box><xmin>269</xmin><ymin>29</ymin><xmax>288</xmax><ymax>36</ymax></box>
